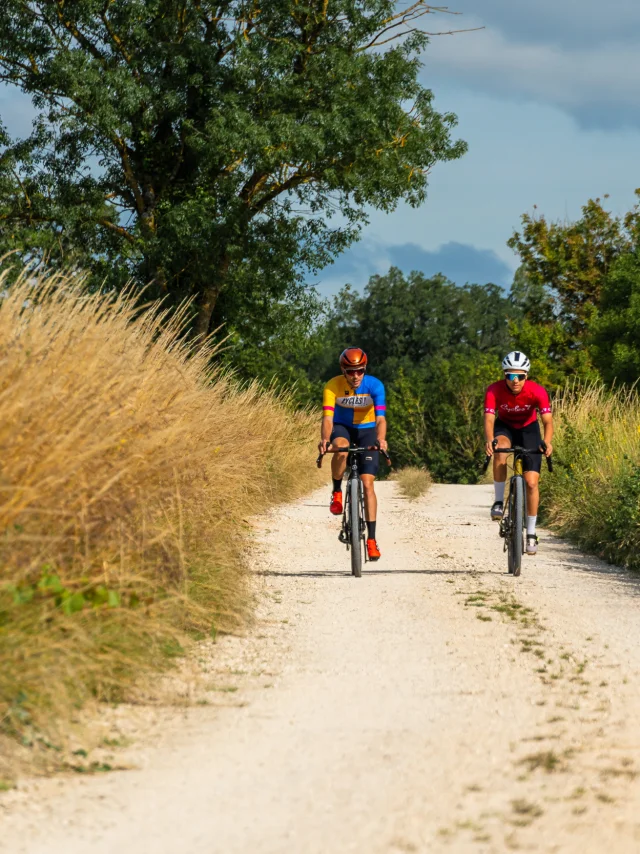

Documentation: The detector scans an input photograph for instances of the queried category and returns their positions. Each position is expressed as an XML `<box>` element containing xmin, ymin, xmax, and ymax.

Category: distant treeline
<box><xmin>236</xmin><ymin>192</ymin><xmax>640</xmax><ymax>483</ymax></box>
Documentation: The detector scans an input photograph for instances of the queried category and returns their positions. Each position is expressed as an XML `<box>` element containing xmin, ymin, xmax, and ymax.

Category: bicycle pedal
<box><xmin>338</xmin><ymin>530</ymin><xmax>348</xmax><ymax>544</ymax></box>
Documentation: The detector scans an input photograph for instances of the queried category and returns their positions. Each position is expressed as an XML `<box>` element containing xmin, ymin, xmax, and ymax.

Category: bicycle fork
<box><xmin>499</xmin><ymin>457</ymin><xmax>525</xmax><ymax>546</ymax></box>
<box><xmin>339</xmin><ymin>461</ymin><xmax>359</xmax><ymax>546</ymax></box>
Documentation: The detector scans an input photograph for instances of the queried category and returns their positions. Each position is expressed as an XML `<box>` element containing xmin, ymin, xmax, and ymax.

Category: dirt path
<box><xmin>2</xmin><ymin>482</ymin><xmax>640</xmax><ymax>853</ymax></box>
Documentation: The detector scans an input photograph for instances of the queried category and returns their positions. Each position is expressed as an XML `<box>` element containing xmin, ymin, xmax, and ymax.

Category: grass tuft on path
<box><xmin>391</xmin><ymin>467</ymin><xmax>432</xmax><ymax>501</ymax></box>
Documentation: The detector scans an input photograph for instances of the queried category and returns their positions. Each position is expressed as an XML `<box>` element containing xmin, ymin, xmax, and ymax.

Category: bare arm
<box><xmin>375</xmin><ymin>415</ymin><xmax>388</xmax><ymax>452</ymax></box>
<box><xmin>484</xmin><ymin>412</ymin><xmax>496</xmax><ymax>455</ymax></box>
<box><xmin>540</xmin><ymin>412</ymin><xmax>553</xmax><ymax>455</ymax></box>
<box><xmin>319</xmin><ymin>415</ymin><xmax>333</xmax><ymax>454</ymax></box>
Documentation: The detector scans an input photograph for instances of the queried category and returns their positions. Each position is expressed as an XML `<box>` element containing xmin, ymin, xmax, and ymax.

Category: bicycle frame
<box><xmin>339</xmin><ymin>448</ymin><xmax>367</xmax><ymax>549</ymax></box>
<box><xmin>483</xmin><ymin>443</ymin><xmax>552</xmax><ymax>576</ymax></box>
<box><xmin>316</xmin><ymin>443</ymin><xmax>391</xmax><ymax>576</ymax></box>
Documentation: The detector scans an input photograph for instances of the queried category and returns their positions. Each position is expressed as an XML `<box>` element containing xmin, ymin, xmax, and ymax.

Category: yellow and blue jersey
<box><xmin>322</xmin><ymin>375</ymin><xmax>386</xmax><ymax>429</ymax></box>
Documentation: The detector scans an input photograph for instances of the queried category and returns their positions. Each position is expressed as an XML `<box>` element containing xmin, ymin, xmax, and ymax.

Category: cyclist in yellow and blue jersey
<box><xmin>318</xmin><ymin>347</ymin><xmax>387</xmax><ymax>560</ymax></box>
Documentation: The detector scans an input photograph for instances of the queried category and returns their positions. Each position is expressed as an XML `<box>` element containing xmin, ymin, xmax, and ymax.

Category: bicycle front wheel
<box><xmin>508</xmin><ymin>476</ymin><xmax>524</xmax><ymax>577</ymax></box>
<box><xmin>349</xmin><ymin>476</ymin><xmax>363</xmax><ymax>578</ymax></box>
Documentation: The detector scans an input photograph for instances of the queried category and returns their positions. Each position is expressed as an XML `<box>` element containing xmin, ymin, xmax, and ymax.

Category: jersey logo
<box><xmin>500</xmin><ymin>403</ymin><xmax>532</xmax><ymax>413</ymax></box>
<box><xmin>336</xmin><ymin>394</ymin><xmax>373</xmax><ymax>409</ymax></box>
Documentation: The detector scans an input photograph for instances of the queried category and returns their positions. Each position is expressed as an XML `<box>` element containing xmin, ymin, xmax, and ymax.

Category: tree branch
<box><xmin>250</xmin><ymin>170</ymin><xmax>319</xmax><ymax>214</ymax></box>
<box><xmin>53</xmin><ymin>1</ymin><xmax>108</xmax><ymax>65</ymax></box>
<box><xmin>99</xmin><ymin>8</ymin><xmax>141</xmax><ymax>80</ymax></box>
<box><xmin>97</xmin><ymin>217</ymin><xmax>136</xmax><ymax>243</ymax></box>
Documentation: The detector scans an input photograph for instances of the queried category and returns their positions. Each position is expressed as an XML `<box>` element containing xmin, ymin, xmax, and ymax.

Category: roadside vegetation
<box><xmin>0</xmin><ymin>267</ymin><xmax>324</xmax><ymax>778</ymax></box>
<box><xmin>540</xmin><ymin>384</ymin><xmax>640</xmax><ymax>570</ymax></box>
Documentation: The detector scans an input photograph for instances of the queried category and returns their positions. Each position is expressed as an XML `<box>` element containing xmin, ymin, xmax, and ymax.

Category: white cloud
<box><xmin>424</xmin><ymin>21</ymin><xmax>640</xmax><ymax>127</ymax></box>
<box><xmin>438</xmin><ymin>0</ymin><xmax>640</xmax><ymax>49</ymax></box>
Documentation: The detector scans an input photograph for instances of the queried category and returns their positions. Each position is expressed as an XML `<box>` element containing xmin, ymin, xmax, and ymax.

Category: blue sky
<box><xmin>2</xmin><ymin>2</ymin><xmax>639</xmax><ymax>298</ymax></box>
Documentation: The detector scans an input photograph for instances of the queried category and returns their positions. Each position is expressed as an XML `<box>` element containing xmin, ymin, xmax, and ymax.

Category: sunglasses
<box><xmin>345</xmin><ymin>368</ymin><xmax>366</xmax><ymax>376</ymax></box>
<box><xmin>505</xmin><ymin>373</ymin><xmax>527</xmax><ymax>382</ymax></box>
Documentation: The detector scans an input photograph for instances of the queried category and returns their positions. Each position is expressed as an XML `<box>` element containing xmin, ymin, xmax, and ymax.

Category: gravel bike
<box><xmin>317</xmin><ymin>443</ymin><xmax>391</xmax><ymax>577</ymax></box>
<box><xmin>483</xmin><ymin>441</ymin><xmax>553</xmax><ymax>577</ymax></box>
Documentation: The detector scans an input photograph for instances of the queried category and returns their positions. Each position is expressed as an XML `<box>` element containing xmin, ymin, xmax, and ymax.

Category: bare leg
<box><xmin>524</xmin><ymin>471</ymin><xmax>540</xmax><ymax>515</ymax></box>
<box><xmin>330</xmin><ymin>438</ymin><xmax>349</xmax><ymax>484</ymax></box>
<box><xmin>492</xmin><ymin>434</ymin><xmax>511</xmax><ymax>483</ymax></box>
<box><xmin>361</xmin><ymin>474</ymin><xmax>377</xmax><ymax>522</ymax></box>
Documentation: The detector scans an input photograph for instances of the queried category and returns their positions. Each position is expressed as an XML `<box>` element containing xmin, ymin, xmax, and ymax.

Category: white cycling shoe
<box><xmin>526</xmin><ymin>534</ymin><xmax>539</xmax><ymax>555</ymax></box>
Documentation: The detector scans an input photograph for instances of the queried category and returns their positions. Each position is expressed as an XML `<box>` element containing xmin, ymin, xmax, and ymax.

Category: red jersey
<box><xmin>484</xmin><ymin>380</ymin><xmax>551</xmax><ymax>428</ymax></box>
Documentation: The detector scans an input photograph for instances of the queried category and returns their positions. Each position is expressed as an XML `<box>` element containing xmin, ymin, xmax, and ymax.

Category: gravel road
<box><xmin>2</xmin><ymin>482</ymin><xmax>640</xmax><ymax>853</ymax></box>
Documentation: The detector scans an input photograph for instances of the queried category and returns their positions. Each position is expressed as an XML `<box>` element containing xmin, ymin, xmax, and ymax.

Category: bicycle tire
<box><xmin>349</xmin><ymin>476</ymin><xmax>363</xmax><ymax>578</ymax></box>
<box><xmin>508</xmin><ymin>476</ymin><xmax>524</xmax><ymax>577</ymax></box>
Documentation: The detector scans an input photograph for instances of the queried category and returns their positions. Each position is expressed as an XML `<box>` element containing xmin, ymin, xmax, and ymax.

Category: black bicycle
<box><xmin>317</xmin><ymin>443</ymin><xmax>391</xmax><ymax>577</ymax></box>
<box><xmin>483</xmin><ymin>441</ymin><xmax>553</xmax><ymax>577</ymax></box>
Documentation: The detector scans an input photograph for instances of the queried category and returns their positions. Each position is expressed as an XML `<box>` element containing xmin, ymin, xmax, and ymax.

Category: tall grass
<box><xmin>540</xmin><ymin>382</ymin><xmax>640</xmax><ymax>569</ymax></box>
<box><xmin>0</xmin><ymin>267</ymin><xmax>324</xmax><ymax>774</ymax></box>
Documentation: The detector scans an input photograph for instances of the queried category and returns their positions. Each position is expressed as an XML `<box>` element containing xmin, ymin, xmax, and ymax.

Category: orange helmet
<box><xmin>339</xmin><ymin>348</ymin><xmax>368</xmax><ymax>370</ymax></box>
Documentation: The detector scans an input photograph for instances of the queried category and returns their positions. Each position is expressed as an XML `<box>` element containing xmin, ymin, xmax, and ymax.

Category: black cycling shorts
<box><xmin>329</xmin><ymin>424</ymin><xmax>379</xmax><ymax>477</ymax></box>
<box><xmin>494</xmin><ymin>418</ymin><xmax>543</xmax><ymax>474</ymax></box>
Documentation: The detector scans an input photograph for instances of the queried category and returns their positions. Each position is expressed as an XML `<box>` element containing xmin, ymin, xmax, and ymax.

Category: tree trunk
<box><xmin>193</xmin><ymin>252</ymin><xmax>231</xmax><ymax>341</ymax></box>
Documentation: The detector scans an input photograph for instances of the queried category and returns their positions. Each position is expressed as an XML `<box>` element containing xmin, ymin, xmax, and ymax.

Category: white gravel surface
<box><xmin>2</xmin><ymin>482</ymin><xmax>640</xmax><ymax>853</ymax></box>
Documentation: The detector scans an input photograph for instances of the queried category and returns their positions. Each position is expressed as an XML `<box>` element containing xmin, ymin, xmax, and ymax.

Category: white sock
<box><xmin>493</xmin><ymin>481</ymin><xmax>506</xmax><ymax>503</ymax></box>
<box><xmin>527</xmin><ymin>516</ymin><xmax>537</xmax><ymax>536</ymax></box>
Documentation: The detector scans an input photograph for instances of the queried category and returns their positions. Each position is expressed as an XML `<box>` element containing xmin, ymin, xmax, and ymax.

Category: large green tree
<box><xmin>508</xmin><ymin>194</ymin><xmax>640</xmax><ymax>339</ymax></box>
<box><xmin>0</xmin><ymin>1</ymin><xmax>466</xmax><ymax>337</ymax></box>
<box><xmin>589</xmin><ymin>247</ymin><xmax>640</xmax><ymax>384</ymax></box>
<box><xmin>507</xmin><ymin>194</ymin><xmax>640</xmax><ymax>384</ymax></box>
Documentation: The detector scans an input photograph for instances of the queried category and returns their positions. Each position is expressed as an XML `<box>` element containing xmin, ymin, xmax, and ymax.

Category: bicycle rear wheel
<box><xmin>508</xmin><ymin>476</ymin><xmax>524</xmax><ymax>576</ymax></box>
<box><xmin>349</xmin><ymin>476</ymin><xmax>363</xmax><ymax>578</ymax></box>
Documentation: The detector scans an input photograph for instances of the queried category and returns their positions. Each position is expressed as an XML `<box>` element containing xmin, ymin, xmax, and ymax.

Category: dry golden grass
<box><xmin>541</xmin><ymin>381</ymin><xmax>640</xmax><ymax>568</ymax></box>
<box><xmin>391</xmin><ymin>467</ymin><xmax>432</xmax><ymax>501</ymax></box>
<box><xmin>0</xmin><ymin>266</ymin><xmax>325</xmax><ymax>777</ymax></box>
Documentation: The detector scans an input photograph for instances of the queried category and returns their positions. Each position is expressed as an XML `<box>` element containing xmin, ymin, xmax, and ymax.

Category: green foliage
<box><xmin>0</xmin><ymin>0</ymin><xmax>465</xmax><ymax>340</ymax></box>
<box><xmin>2</xmin><ymin>569</ymin><xmax>138</xmax><ymax>618</ymax></box>
<box><xmin>388</xmin><ymin>352</ymin><xmax>499</xmax><ymax>482</ymax></box>
<box><xmin>507</xmin><ymin>193</ymin><xmax>640</xmax><ymax>388</ymax></box>
<box><xmin>508</xmin><ymin>194</ymin><xmax>640</xmax><ymax>339</ymax></box>
<box><xmin>589</xmin><ymin>247</ymin><xmax>640</xmax><ymax>384</ymax></box>
<box><xmin>295</xmin><ymin>267</ymin><xmax>513</xmax><ymax>482</ymax></box>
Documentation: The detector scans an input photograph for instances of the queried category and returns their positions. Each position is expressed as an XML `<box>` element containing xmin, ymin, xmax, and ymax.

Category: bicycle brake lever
<box><xmin>316</xmin><ymin>454</ymin><xmax>324</xmax><ymax>469</ymax></box>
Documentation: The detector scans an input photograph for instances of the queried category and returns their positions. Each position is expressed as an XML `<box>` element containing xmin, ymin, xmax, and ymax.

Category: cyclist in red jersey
<box><xmin>484</xmin><ymin>351</ymin><xmax>553</xmax><ymax>556</ymax></box>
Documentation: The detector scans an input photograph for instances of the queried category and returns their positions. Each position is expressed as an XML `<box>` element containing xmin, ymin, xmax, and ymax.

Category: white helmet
<box><xmin>502</xmin><ymin>351</ymin><xmax>531</xmax><ymax>373</ymax></box>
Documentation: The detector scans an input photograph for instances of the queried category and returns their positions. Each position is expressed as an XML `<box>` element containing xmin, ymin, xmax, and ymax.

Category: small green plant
<box><xmin>4</xmin><ymin>570</ymin><xmax>134</xmax><ymax>616</ymax></box>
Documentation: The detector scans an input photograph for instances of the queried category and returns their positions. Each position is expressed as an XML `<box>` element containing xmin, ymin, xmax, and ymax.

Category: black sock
<box><xmin>367</xmin><ymin>520</ymin><xmax>376</xmax><ymax>540</ymax></box>
<box><xmin>332</xmin><ymin>478</ymin><xmax>343</xmax><ymax>493</ymax></box>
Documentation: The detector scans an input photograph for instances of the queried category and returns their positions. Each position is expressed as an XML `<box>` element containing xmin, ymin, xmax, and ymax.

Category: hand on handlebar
<box><xmin>318</xmin><ymin>439</ymin><xmax>330</xmax><ymax>455</ymax></box>
<box><xmin>376</xmin><ymin>438</ymin><xmax>388</xmax><ymax>453</ymax></box>
<box><xmin>485</xmin><ymin>438</ymin><xmax>498</xmax><ymax>457</ymax></box>
<box><xmin>540</xmin><ymin>442</ymin><xmax>553</xmax><ymax>457</ymax></box>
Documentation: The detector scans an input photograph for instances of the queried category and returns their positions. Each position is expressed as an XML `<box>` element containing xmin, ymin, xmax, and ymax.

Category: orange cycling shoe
<box><xmin>329</xmin><ymin>491</ymin><xmax>343</xmax><ymax>516</ymax></box>
<box><xmin>367</xmin><ymin>539</ymin><xmax>381</xmax><ymax>561</ymax></box>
